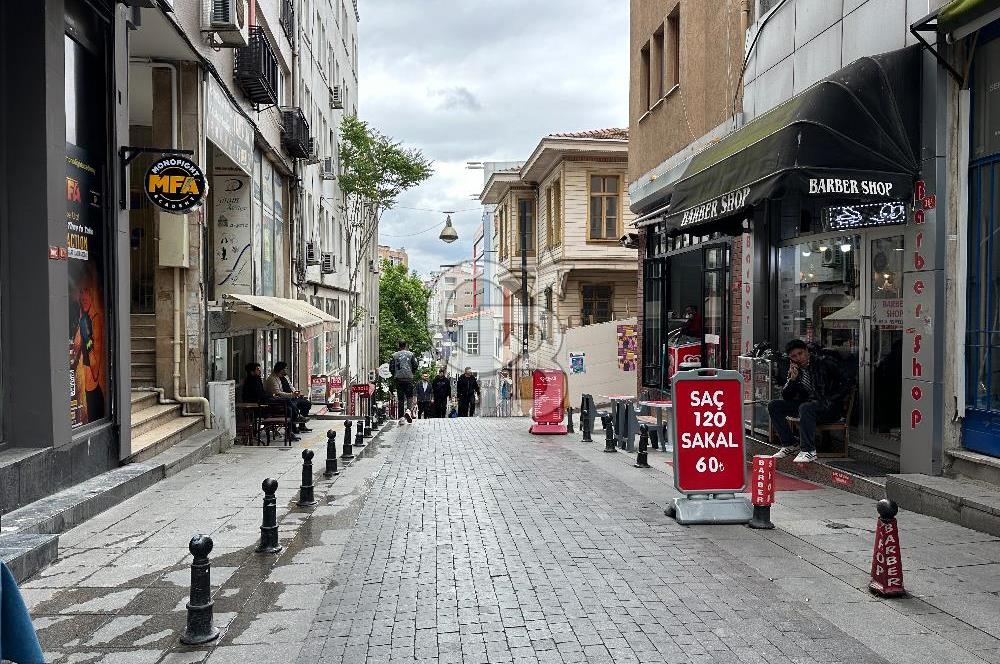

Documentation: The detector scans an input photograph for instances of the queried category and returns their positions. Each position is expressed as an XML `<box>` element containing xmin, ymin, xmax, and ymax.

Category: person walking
<box><xmin>456</xmin><ymin>367</ymin><xmax>481</xmax><ymax>417</ymax></box>
<box><xmin>415</xmin><ymin>371</ymin><xmax>433</xmax><ymax>419</ymax></box>
<box><xmin>767</xmin><ymin>339</ymin><xmax>850</xmax><ymax>464</ymax></box>
<box><xmin>389</xmin><ymin>341</ymin><xmax>418</xmax><ymax>423</ymax></box>
<box><xmin>431</xmin><ymin>367</ymin><xmax>451</xmax><ymax>418</ymax></box>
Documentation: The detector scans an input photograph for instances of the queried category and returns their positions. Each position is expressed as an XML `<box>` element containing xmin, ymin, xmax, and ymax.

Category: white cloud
<box><xmin>359</xmin><ymin>0</ymin><xmax>629</xmax><ymax>275</ymax></box>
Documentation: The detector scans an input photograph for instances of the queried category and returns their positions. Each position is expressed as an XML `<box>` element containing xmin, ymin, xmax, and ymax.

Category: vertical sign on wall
<box><xmin>213</xmin><ymin>164</ymin><xmax>252</xmax><ymax>296</ymax></box>
<box><xmin>740</xmin><ymin>232</ymin><xmax>754</xmax><ymax>356</ymax></box>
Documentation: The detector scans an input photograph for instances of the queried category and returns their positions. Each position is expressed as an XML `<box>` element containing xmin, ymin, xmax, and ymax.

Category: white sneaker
<box><xmin>772</xmin><ymin>446</ymin><xmax>799</xmax><ymax>459</ymax></box>
<box><xmin>398</xmin><ymin>416</ymin><xmax>406</xmax><ymax>425</ymax></box>
<box><xmin>404</xmin><ymin>409</ymin><xmax>413</xmax><ymax>423</ymax></box>
<box><xmin>793</xmin><ymin>451</ymin><xmax>817</xmax><ymax>464</ymax></box>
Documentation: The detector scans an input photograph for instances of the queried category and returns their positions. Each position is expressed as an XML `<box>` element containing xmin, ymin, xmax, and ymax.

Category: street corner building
<box><xmin>629</xmin><ymin>0</ymin><xmax>1000</xmax><ymax>505</ymax></box>
<box><xmin>0</xmin><ymin>0</ymin><xmax>374</xmax><ymax>518</ymax></box>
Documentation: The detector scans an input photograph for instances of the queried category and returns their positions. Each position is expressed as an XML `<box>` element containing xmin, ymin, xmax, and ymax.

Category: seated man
<box><xmin>768</xmin><ymin>339</ymin><xmax>850</xmax><ymax>464</ymax></box>
<box><xmin>243</xmin><ymin>362</ymin><xmax>300</xmax><ymax>443</ymax></box>
<box><xmin>266</xmin><ymin>361</ymin><xmax>311</xmax><ymax>434</ymax></box>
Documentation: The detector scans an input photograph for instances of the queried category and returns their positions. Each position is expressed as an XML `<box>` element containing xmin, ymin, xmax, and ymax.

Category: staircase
<box><xmin>128</xmin><ymin>390</ymin><xmax>203</xmax><ymax>463</ymax></box>
<box><xmin>130</xmin><ymin>313</ymin><xmax>157</xmax><ymax>388</ymax></box>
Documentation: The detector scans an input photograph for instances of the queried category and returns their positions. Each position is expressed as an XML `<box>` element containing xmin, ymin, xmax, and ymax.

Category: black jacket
<box><xmin>456</xmin><ymin>374</ymin><xmax>480</xmax><ymax>400</ymax></box>
<box><xmin>431</xmin><ymin>376</ymin><xmax>451</xmax><ymax>401</ymax></box>
<box><xmin>415</xmin><ymin>380</ymin><xmax>434</xmax><ymax>403</ymax></box>
<box><xmin>781</xmin><ymin>355</ymin><xmax>851</xmax><ymax>409</ymax></box>
<box><xmin>241</xmin><ymin>376</ymin><xmax>268</xmax><ymax>404</ymax></box>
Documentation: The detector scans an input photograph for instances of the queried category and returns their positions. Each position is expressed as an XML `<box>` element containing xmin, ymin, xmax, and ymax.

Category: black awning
<box><xmin>665</xmin><ymin>46</ymin><xmax>921</xmax><ymax>233</ymax></box>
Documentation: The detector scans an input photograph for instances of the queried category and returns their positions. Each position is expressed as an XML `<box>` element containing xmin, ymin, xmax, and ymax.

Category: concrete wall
<box><xmin>558</xmin><ymin>318</ymin><xmax>639</xmax><ymax>407</ymax></box>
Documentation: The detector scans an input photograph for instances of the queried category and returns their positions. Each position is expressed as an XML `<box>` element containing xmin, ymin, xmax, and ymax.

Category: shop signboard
<box><xmin>206</xmin><ymin>77</ymin><xmax>253</xmax><ymax>175</ymax></box>
<box><xmin>144</xmin><ymin>155</ymin><xmax>206</xmax><ymax>213</ymax></box>
<box><xmin>671</xmin><ymin>370</ymin><xmax>746</xmax><ymax>494</ymax></box>
<box><xmin>329</xmin><ymin>375</ymin><xmax>344</xmax><ymax>391</ymax></box>
<box><xmin>213</xmin><ymin>165</ymin><xmax>252</xmax><ymax>296</ymax></box>
<box><xmin>822</xmin><ymin>201</ymin><xmax>907</xmax><ymax>231</ymax></box>
<box><xmin>529</xmin><ymin>369</ymin><xmax>567</xmax><ymax>435</ymax></box>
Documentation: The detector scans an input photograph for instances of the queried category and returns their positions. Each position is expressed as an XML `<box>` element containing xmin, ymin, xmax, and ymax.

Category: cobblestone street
<box><xmin>22</xmin><ymin>418</ymin><xmax>1000</xmax><ymax>664</ymax></box>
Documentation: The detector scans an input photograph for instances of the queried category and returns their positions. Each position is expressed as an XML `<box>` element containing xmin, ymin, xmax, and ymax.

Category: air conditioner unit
<box><xmin>306</xmin><ymin>241</ymin><xmax>320</xmax><ymax>265</ymax></box>
<box><xmin>203</xmin><ymin>0</ymin><xmax>249</xmax><ymax>48</ymax></box>
<box><xmin>304</xmin><ymin>139</ymin><xmax>321</xmax><ymax>165</ymax></box>
<box><xmin>321</xmin><ymin>252</ymin><xmax>336</xmax><ymax>274</ymax></box>
<box><xmin>321</xmin><ymin>157</ymin><xmax>337</xmax><ymax>180</ymax></box>
<box><xmin>330</xmin><ymin>85</ymin><xmax>344</xmax><ymax>109</ymax></box>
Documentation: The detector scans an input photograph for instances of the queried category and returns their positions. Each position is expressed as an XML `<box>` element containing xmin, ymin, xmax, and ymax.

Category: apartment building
<box><xmin>480</xmin><ymin>130</ymin><xmax>637</xmax><ymax>382</ymax></box>
<box><xmin>378</xmin><ymin>245</ymin><xmax>409</xmax><ymax>269</ymax></box>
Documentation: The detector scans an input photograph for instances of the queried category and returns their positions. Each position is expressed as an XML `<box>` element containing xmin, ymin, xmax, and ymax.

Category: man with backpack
<box><xmin>389</xmin><ymin>341</ymin><xmax>419</xmax><ymax>424</ymax></box>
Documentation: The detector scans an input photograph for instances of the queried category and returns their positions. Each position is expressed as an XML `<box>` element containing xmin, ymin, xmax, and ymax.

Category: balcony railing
<box><xmin>280</xmin><ymin>107</ymin><xmax>313</xmax><ymax>159</ymax></box>
<box><xmin>279</xmin><ymin>0</ymin><xmax>295</xmax><ymax>43</ymax></box>
<box><xmin>235</xmin><ymin>26</ymin><xmax>279</xmax><ymax>107</ymax></box>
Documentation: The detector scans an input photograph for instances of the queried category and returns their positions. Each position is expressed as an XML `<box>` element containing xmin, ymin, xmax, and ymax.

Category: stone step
<box><xmin>129</xmin><ymin>390</ymin><xmax>159</xmax><ymax>415</ymax></box>
<box><xmin>886</xmin><ymin>473</ymin><xmax>1000</xmax><ymax>538</ymax></box>
<box><xmin>0</xmin><ymin>428</ymin><xmax>227</xmax><ymax>582</ymax></box>
<box><xmin>127</xmin><ymin>415</ymin><xmax>203</xmax><ymax>464</ymax></box>
<box><xmin>131</xmin><ymin>335</ymin><xmax>156</xmax><ymax>352</ymax></box>
<box><xmin>131</xmin><ymin>377</ymin><xmax>156</xmax><ymax>389</ymax></box>
<box><xmin>131</xmin><ymin>402</ymin><xmax>182</xmax><ymax>437</ymax></box>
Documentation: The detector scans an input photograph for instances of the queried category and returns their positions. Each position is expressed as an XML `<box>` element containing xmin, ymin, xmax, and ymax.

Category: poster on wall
<box><xmin>617</xmin><ymin>324</ymin><xmax>638</xmax><ymax>371</ymax></box>
<box><xmin>568</xmin><ymin>352</ymin><xmax>586</xmax><ymax>375</ymax></box>
<box><xmin>67</xmin><ymin>144</ymin><xmax>109</xmax><ymax>428</ymax></box>
<box><xmin>213</xmin><ymin>165</ymin><xmax>252</xmax><ymax>296</ymax></box>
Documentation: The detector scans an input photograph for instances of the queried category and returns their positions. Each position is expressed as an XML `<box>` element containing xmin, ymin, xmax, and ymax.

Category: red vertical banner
<box><xmin>751</xmin><ymin>456</ymin><xmax>776</xmax><ymax>506</ymax></box>
<box><xmin>869</xmin><ymin>518</ymin><xmax>906</xmax><ymax>597</ymax></box>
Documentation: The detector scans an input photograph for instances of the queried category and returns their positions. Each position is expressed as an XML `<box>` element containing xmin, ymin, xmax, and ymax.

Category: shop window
<box><xmin>582</xmin><ymin>284</ymin><xmax>613</xmax><ymax>325</ymax></box>
<box><xmin>589</xmin><ymin>175</ymin><xmax>620</xmax><ymax>241</ymax></box>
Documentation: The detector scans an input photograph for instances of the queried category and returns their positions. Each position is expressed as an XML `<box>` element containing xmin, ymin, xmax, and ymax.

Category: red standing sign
<box><xmin>529</xmin><ymin>369</ymin><xmax>567</xmax><ymax>435</ymax></box>
<box><xmin>671</xmin><ymin>369</ymin><xmax>746</xmax><ymax>494</ymax></box>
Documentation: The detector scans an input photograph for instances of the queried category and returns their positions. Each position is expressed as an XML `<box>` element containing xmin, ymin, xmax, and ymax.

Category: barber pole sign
<box><xmin>751</xmin><ymin>456</ymin><xmax>775</xmax><ymax>506</ymax></box>
<box><xmin>869</xmin><ymin>514</ymin><xmax>906</xmax><ymax>597</ymax></box>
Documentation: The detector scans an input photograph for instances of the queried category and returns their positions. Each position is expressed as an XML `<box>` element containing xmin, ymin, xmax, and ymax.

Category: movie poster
<box><xmin>67</xmin><ymin>143</ymin><xmax>109</xmax><ymax>428</ymax></box>
<box><xmin>617</xmin><ymin>324</ymin><xmax>638</xmax><ymax>372</ymax></box>
<box><xmin>569</xmin><ymin>352</ymin><xmax>586</xmax><ymax>375</ymax></box>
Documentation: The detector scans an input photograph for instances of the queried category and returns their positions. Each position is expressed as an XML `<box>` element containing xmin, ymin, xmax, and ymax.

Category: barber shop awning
<box><xmin>224</xmin><ymin>294</ymin><xmax>338</xmax><ymax>338</ymax></box>
<box><xmin>664</xmin><ymin>46</ymin><xmax>921</xmax><ymax>234</ymax></box>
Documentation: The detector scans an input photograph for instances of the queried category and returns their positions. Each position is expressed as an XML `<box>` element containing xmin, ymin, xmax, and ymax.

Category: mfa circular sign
<box><xmin>144</xmin><ymin>155</ymin><xmax>206</xmax><ymax>213</ymax></box>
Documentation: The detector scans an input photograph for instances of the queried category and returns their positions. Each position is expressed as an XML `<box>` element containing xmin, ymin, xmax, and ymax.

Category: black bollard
<box><xmin>341</xmin><ymin>421</ymin><xmax>356</xmax><ymax>460</ymax></box>
<box><xmin>602</xmin><ymin>414</ymin><xmax>617</xmax><ymax>453</ymax></box>
<box><xmin>180</xmin><ymin>535</ymin><xmax>219</xmax><ymax>645</ymax></box>
<box><xmin>354</xmin><ymin>420</ymin><xmax>366</xmax><ymax>447</ymax></box>
<box><xmin>364</xmin><ymin>415</ymin><xmax>373</xmax><ymax>438</ymax></box>
<box><xmin>581</xmin><ymin>404</ymin><xmax>593</xmax><ymax>442</ymax></box>
<box><xmin>256</xmin><ymin>479</ymin><xmax>282</xmax><ymax>554</ymax></box>
<box><xmin>649</xmin><ymin>426</ymin><xmax>659</xmax><ymax>450</ymax></box>
<box><xmin>298</xmin><ymin>449</ymin><xmax>317</xmax><ymax>507</ymax></box>
<box><xmin>566</xmin><ymin>407</ymin><xmax>575</xmax><ymax>434</ymax></box>
<box><xmin>324</xmin><ymin>430</ymin><xmax>340</xmax><ymax>478</ymax></box>
<box><xmin>634</xmin><ymin>424</ymin><xmax>651</xmax><ymax>468</ymax></box>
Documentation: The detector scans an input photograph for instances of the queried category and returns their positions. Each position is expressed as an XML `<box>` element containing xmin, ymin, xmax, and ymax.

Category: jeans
<box><xmin>768</xmin><ymin>399</ymin><xmax>841</xmax><ymax>453</ymax></box>
<box><xmin>396</xmin><ymin>381</ymin><xmax>414</xmax><ymax>416</ymax></box>
<box><xmin>432</xmin><ymin>399</ymin><xmax>447</xmax><ymax>418</ymax></box>
<box><xmin>417</xmin><ymin>401</ymin><xmax>432</xmax><ymax>419</ymax></box>
<box><xmin>290</xmin><ymin>397</ymin><xmax>310</xmax><ymax>420</ymax></box>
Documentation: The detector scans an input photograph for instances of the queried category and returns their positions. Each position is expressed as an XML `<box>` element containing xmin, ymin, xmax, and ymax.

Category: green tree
<box><xmin>378</xmin><ymin>260</ymin><xmax>431</xmax><ymax>363</ymax></box>
<box><xmin>338</xmin><ymin>115</ymin><xmax>432</xmax><ymax>386</ymax></box>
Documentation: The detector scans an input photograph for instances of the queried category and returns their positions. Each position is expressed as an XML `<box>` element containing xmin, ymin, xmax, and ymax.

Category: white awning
<box><xmin>224</xmin><ymin>294</ymin><xmax>338</xmax><ymax>338</ymax></box>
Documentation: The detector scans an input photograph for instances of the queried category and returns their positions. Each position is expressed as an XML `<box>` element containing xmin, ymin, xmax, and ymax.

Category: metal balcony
<box><xmin>235</xmin><ymin>26</ymin><xmax>279</xmax><ymax>107</ymax></box>
<box><xmin>280</xmin><ymin>107</ymin><xmax>313</xmax><ymax>159</ymax></box>
<box><xmin>279</xmin><ymin>0</ymin><xmax>295</xmax><ymax>43</ymax></box>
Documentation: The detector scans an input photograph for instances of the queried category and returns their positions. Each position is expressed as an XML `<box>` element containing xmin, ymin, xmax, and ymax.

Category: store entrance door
<box><xmin>859</xmin><ymin>232</ymin><xmax>905</xmax><ymax>455</ymax></box>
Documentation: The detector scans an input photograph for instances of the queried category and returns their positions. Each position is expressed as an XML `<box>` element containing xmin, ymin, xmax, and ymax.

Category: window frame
<box><xmin>580</xmin><ymin>283</ymin><xmax>614</xmax><ymax>326</ymax></box>
<box><xmin>466</xmin><ymin>331</ymin><xmax>479</xmax><ymax>355</ymax></box>
<box><xmin>587</xmin><ymin>173</ymin><xmax>623</xmax><ymax>242</ymax></box>
<box><xmin>515</xmin><ymin>195</ymin><xmax>536</xmax><ymax>257</ymax></box>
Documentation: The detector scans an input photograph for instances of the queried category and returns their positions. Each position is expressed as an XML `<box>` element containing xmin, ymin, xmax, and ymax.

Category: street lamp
<box><xmin>439</xmin><ymin>213</ymin><xmax>458</xmax><ymax>243</ymax></box>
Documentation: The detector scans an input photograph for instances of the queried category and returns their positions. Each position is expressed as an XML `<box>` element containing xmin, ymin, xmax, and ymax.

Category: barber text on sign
<box><xmin>672</xmin><ymin>370</ymin><xmax>747</xmax><ymax>494</ymax></box>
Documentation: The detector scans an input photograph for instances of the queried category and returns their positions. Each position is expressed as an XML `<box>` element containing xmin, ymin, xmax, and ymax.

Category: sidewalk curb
<box><xmin>0</xmin><ymin>428</ymin><xmax>228</xmax><ymax>582</ymax></box>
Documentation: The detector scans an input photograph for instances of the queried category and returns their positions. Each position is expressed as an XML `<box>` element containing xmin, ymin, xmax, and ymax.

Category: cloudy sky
<box><xmin>359</xmin><ymin>0</ymin><xmax>629</xmax><ymax>277</ymax></box>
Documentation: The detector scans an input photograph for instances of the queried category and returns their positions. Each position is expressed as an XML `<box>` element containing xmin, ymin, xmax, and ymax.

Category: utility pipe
<box><xmin>175</xmin><ymin>267</ymin><xmax>212</xmax><ymax>428</ymax></box>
